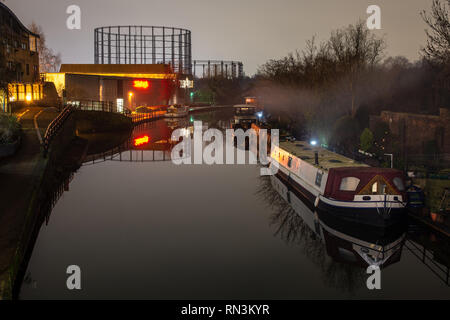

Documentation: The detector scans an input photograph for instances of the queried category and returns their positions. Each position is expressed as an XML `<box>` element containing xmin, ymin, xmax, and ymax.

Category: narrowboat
<box><xmin>165</xmin><ymin>105</ymin><xmax>188</xmax><ymax>118</ymax></box>
<box><xmin>270</xmin><ymin>175</ymin><xmax>405</xmax><ymax>268</ymax></box>
<box><xmin>233</xmin><ymin>104</ymin><xmax>257</xmax><ymax>129</ymax></box>
<box><xmin>270</xmin><ymin>141</ymin><xmax>407</xmax><ymax>227</ymax></box>
<box><xmin>406</xmin><ymin>185</ymin><xmax>425</xmax><ymax>208</ymax></box>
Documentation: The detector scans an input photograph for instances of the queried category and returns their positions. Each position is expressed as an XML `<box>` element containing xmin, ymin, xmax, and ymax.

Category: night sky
<box><xmin>5</xmin><ymin>0</ymin><xmax>433</xmax><ymax>75</ymax></box>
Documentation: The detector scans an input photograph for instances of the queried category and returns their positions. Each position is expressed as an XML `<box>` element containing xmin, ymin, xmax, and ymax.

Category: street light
<box><xmin>128</xmin><ymin>92</ymin><xmax>134</xmax><ymax>109</ymax></box>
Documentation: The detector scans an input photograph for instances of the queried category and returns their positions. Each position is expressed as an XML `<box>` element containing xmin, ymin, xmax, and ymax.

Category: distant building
<box><xmin>0</xmin><ymin>2</ymin><xmax>43</xmax><ymax>112</ymax></box>
<box><xmin>43</xmin><ymin>64</ymin><xmax>181</xmax><ymax>111</ymax></box>
<box><xmin>370</xmin><ymin>108</ymin><xmax>450</xmax><ymax>158</ymax></box>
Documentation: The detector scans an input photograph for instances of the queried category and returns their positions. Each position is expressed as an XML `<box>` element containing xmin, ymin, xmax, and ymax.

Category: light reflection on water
<box><xmin>19</xmin><ymin>111</ymin><xmax>450</xmax><ymax>299</ymax></box>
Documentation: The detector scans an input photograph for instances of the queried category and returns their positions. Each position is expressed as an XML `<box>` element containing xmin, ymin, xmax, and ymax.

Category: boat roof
<box><xmin>279</xmin><ymin>141</ymin><xmax>369</xmax><ymax>171</ymax></box>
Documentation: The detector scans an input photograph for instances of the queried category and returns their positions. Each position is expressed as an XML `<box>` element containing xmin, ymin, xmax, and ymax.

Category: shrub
<box><xmin>360</xmin><ymin>128</ymin><xmax>374</xmax><ymax>152</ymax></box>
<box><xmin>0</xmin><ymin>112</ymin><xmax>21</xmax><ymax>144</ymax></box>
<box><xmin>330</xmin><ymin>116</ymin><xmax>360</xmax><ymax>154</ymax></box>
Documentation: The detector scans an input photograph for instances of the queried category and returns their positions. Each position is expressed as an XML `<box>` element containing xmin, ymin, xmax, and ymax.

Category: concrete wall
<box><xmin>66</xmin><ymin>74</ymin><xmax>100</xmax><ymax>101</ymax></box>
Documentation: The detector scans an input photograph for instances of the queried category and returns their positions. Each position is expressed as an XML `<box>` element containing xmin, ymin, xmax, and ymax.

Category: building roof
<box><xmin>60</xmin><ymin>64</ymin><xmax>174</xmax><ymax>75</ymax></box>
<box><xmin>0</xmin><ymin>2</ymin><xmax>40</xmax><ymax>37</ymax></box>
<box><xmin>279</xmin><ymin>141</ymin><xmax>369</xmax><ymax>171</ymax></box>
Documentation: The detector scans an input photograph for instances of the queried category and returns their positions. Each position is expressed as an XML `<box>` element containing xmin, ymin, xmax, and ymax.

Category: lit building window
<box><xmin>18</xmin><ymin>84</ymin><xmax>25</xmax><ymax>101</ymax></box>
<box><xmin>29</xmin><ymin>35</ymin><xmax>37</xmax><ymax>52</ymax></box>
<box><xmin>26</xmin><ymin>84</ymin><xmax>32</xmax><ymax>100</ymax></box>
<box><xmin>116</xmin><ymin>98</ymin><xmax>124</xmax><ymax>113</ymax></box>
<box><xmin>33</xmin><ymin>84</ymin><xmax>40</xmax><ymax>100</ymax></box>
<box><xmin>8</xmin><ymin>84</ymin><xmax>17</xmax><ymax>101</ymax></box>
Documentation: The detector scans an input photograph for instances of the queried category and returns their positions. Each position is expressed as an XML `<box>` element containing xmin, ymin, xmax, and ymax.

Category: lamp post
<box><xmin>128</xmin><ymin>91</ymin><xmax>134</xmax><ymax>109</ymax></box>
<box><xmin>384</xmin><ymin>153</ymin><xmax>393</xmax><ymax>168</ymax></box>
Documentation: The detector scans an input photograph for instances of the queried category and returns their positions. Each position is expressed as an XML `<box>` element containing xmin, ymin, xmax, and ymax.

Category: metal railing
<box><xmin>42</xmin><ymin>105</ymin><xmax>75</xmax><ymax>157</ymax></box>
<box><xmin>65</xmin><ymin>99</ymin><xmax>167</xmax><ymax>124</ymax></box>
<box><xmin>42</xmin><ymin>100</ymin><xmax>168</xmax><ymax>156</ymax></box>
<box><xmin>130</xmin><ymin>110</ymin><xmax>166</xmax><ymax>124</ymax></box>
<box><xmin>404</xmin><ymin>239</ymin><xmax>450</xmax><ymax>286</ymax></box>
<box><xmin>66</xmin><ymin>100</ymin><xmax>121</xmax><ymax>114</ymax></box>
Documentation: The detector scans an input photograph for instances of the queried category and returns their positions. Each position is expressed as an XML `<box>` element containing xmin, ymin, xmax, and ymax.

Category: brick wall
<box><xmin>370</xmin><ymin>108</ymin><xmax>450</xmax><ymax>156</ymax></box>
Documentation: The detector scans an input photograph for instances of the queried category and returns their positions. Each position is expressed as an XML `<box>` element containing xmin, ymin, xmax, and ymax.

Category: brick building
<box><xmin>0</xmin><ymin>2</ymin><xmax>43</xmax><ymax>112</ymax></box>
<box><xmin>43</xmin><ymin>64</ymin><xmax>179</xmax><ymax>111</ymax></box>
<box><xmin>370</xmin><ymin>108</ymin><xmax>450</xmax><ymax>159</ymax></box>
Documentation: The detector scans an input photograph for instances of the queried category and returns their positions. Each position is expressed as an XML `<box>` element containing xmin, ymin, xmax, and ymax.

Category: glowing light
<box><xmin>26</xmin><ymin>95</ymin><xmax>32</xmax><ymax>102</ymax></box>
<box><xmin>257</xmin><ymin>112</ymin><xmax>263</xmax><ymax>118</ymax></box>
<box><xmin>129</xmin><ymin>92</ymin><xmax>133</xmax><ymax>97</ymax></box>
<box><xmin>116</xmin><ymin>98</ymin><xmax>124</xmax><ymax>113</ymax></box>
<box><xmin>179</xmin><ymin>77</ymin><xmax>194</xmax><ymax>88</ymax></box>
<box><xmin>134</xmin><ymin>135</ymin><xmax>150</xmax><ymax>146</ymax></box>
<box><xmin>133</xmin><ymin>80</ymin><xmax>150</xmax><ymax>89</ymax></box>
<box><xmin>310</xmin><ymin>140</ymin><xmax>317</xmax><ymax>146</ymax></box>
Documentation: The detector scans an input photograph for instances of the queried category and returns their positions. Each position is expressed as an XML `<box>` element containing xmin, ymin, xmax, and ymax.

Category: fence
<box><xmin>65</xmin><ymin>100</ymin><xmax>122</xmax><ymax>114</ymax></box>
<box><xmin>65</xmin><ymin>99</ymin><xmax>167</xmax><ymax>124</ymax></box>
<box><xmin>130</xmin><ymin>110</ymin><xmax>166</xmax><ymax>124</ymax></box>
<box><xmin>42</xmin><ymin>105</ymin><xmax>75</xmax><ymax>157</ymax></box>
<box><xmin>42</xmin><ymin>100</ymin><xmax>168</xmax><ymax>156</ymax></box>
<box><xmin>404</xmin><ymin>239</ymin><xmax>449</xmax><ymax>286</ymax></box>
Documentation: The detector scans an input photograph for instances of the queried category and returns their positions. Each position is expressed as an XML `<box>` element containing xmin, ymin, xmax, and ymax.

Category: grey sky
<box><xmin>5</xmin><ymin>0</ymin><xmax>433</xmax><ymax>75</ymax></box>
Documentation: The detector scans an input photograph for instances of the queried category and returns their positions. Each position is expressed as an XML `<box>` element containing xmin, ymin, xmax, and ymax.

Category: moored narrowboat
<box><xmin>270</xmin><ymin>141</ymin><xmax>407</xmax><ymax>227</ymax></box>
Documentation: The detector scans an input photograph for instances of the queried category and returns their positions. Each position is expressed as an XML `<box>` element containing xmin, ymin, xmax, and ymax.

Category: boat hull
<box><xmin>276</xmin><ymin>170</ymin><xmax>406</xmax><ymax>228</ymax></box>
<box><xmin>316</xmin><ymin>199</ymin><xmax>406</xmax><ymax>228</ymax></box>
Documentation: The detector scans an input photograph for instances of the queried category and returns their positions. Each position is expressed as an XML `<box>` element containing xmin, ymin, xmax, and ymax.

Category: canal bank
<box><xmin>0</xmin><ymin>108</ymin><xmax>133</xmax><ymax>300</ymax></box>
<box><xmin>0</xmin><ymin>107</ymin><xmax>55</xmax><ymax>300</ymax></box>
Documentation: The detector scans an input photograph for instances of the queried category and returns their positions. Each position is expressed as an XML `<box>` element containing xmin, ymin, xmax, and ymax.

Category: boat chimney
<box><xmin>314</xmin><ymin>151</ymin><xmax>319</xmax><ymax>165</ymax></box>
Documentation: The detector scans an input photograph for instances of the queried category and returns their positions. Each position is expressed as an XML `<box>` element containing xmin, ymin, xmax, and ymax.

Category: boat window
<box><xmin>339</xmin><ymin>177</ymin><xmax>360</xmax><ymax>191</ymax></box>
<box><xmin>315</xmin><ymin>171</ymin><xmax>323</xmax><ymax>187</ymax></box>
<box><xmin>372</xmin><ymin>182</ymin><xmax>387</xmax><ymax>194</ymax></box>
<box><xmin>287</xmin><ymin>157</ymin><xmax>292</xmax><ymax>168</ymax></box>
<box><xmin>372</xmin><ymin>182</ymin><xmax>377</xmax><ymax>193</ymax></box>
<box><xmin>393</xmin><ymin>177</ymin><xmax>405</xmax><ymax>191</ymax></box>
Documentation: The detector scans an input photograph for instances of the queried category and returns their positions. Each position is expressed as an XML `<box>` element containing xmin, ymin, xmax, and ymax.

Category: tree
<box><xmin>0</xmin><ymin>41</ymin><xmax>15</xmax><ymax>111</ymax></box>
<box><xmin>328</xmin><ymin>20</ymin><xmax>386</xmax><ymax>117</ymax></box>
<box><xmin>360</xmin><ymin>128</ymin><xmax>374</xmax><ymax>152</ymax></box>
<box><xmin>331</xmin><ymin>116</ymin><xmax>360</xmax><ymax>155</ymax></box>
<box><xmin>421</xmin><ymin>0</ymin><xmax>450</xmax><ymax>65</ymax></box>
<box><xmin>28</xmin><ymin>22</ymin><xmax>61</xmax><ymax>73</ymax></box>
<box><xmin>421</xmin><ymin>0</ymin><xmax>450</xmax><ymax>107</ymax></box>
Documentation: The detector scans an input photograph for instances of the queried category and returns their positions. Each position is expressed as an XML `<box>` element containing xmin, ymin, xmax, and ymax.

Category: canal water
<box><xmin>19</xmin><ymin>111</ymin><xmax>450</xmax><ymax>299</ymax></box>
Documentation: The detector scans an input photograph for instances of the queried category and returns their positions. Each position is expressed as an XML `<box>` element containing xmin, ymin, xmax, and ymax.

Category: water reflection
<box><xmin>83</xmin><ymin>110</ymin><xmax>234</xmax><ymax>165</ymax></box>
<box><xmin>18</xmin><ymin>109</ymin><xmax>450</xmax><ymax>299</ymax></box>
<box><xmin>258</xmin><ymin>173</ymin><xmax>450</xmax><ymax>291</ymax></box>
